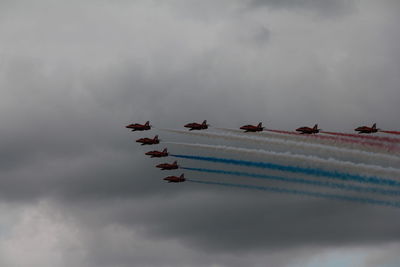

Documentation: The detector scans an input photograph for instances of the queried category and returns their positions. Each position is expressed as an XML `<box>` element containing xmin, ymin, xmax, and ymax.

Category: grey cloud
<box><xmin>247</xmin><ymin>0</ymin><xmax>356</xmax><ymax>17</ymax></box>
<box><xmin>90</xmin><ymin>191</ymin><xmax>400</xmax><ymax>253</ymax></box>
<box><xmin>0</xmin><ymin>0</ymin><xmax>400</xmax><ymax>266</ymax></box>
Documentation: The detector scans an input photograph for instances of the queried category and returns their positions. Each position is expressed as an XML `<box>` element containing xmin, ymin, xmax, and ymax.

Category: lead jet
<box><xmin>355</xmin><ymin>123</ymin><xmax>379</xmax><ymax>134</ymax></box>
<box><xmin>125</xmin><ymin>121</ymin><xmax>151</xmax><ymax>131</ymax></box>
<box><xmin>156</xmin><ymin>161</ymin><xmax>179</xmax><ymax>170</ymax></box>
<box><xmin>184</xmin><ymin>120</ymin><xmax>209</xmax><ymax>131</ymax></box>
<box><xmin>240</xmin><ymin>122</ymin><xmax>264</xmax><ymax>132</ymax></box>
<box><xmin>163</xmin><ymin>173</ymin><xmax>186</xmax><ymax>183</ymax></box>
<box><xmin>136</xmin><ymin>135</ymin><xmax>160</xmax><ymax>145</ymax></box>
<box><xmin>145</xmin><ymin>148</ymin><xmax>168</xmax><ymax>158</ymax></box>
<box><xmin>296</xmin><ymin>124</ymin><xmax>320</xmax><ymax>134</ymax></box>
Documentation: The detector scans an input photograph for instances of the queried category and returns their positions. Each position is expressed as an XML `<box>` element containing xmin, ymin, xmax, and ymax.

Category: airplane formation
<box><xmin>136</xmin><ymin>135</ymin><xmax>160</xmax><ymax>145</ymax></box>
<box><xmin>355</xmin><ymin>123</ymin><xmax>379</xmax><ymax>134</ymax></box>
<box><xmin>145</xmin><ymin>148</ymin><xmax>168</xmax><ymax>158</ymax></box>
<box><xmin>240</xmin><ymin>122</ymin><xmax>264</xmax><ymax>132</ymax></box>
<box><xmin>184</xmin><ymin>120</ymin><xmax>209</xmax><ymax>131</ymax></box>
<box><xmin>126</xmin><ymin>121</ymin><xmax>395</xmax><ymax>184</ymax></box>
<box><xmin>296</xmin><ymin>124</ymin><xmax>321</xmax><ymax>134</ymax></box>
<box><xmin>126</xmin><ymin>121</ymin><xmax>151</xmax><ymax>131</ymax></box>
<box><xmin>156</xmin><ymin>161</ymin><xmax>179</xmax><ymax>170</ymax></box>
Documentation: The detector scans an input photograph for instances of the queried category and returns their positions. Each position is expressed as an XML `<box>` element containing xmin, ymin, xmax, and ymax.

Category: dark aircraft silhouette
<box><xmin>126</xmin><ymin>121</ymin><xmax>151</xmax><ymax>131</ymax></box>
<box><xmin>145</xmin><ymin>148</ymin><xmax>168</xmax><ymax>158</ymax></box>
<box><xmin>355</xmin><ymin>123</ymin><xmax>379</xmax><ymax>134</ymax></box>
<box><xmin>136</xmin><ymin>135</ymin><xmax>160</xmax><ymax>145</ymax></box>
<box><xmin>184</xmin><ymin>120</ymin><xmax>209</xmax><ymax>131</ymax></box>
<box><xmin>240</xmin><ymin>122</ymin><xmax>264</xmax><ymax>132</ymax></box>
<box><xmin>156</xmin><ymin>161</ymin><xmax>179</xmax><ymax>170</ymax></box>
<box><xmin>296</xmin><ymin>124</ymin><xmax>320</xmax><ymax>134</ymax></box>
<box><xmin>163</xmin><ymin>173</ymin><xmax>186</xmax><ymax>183</ymax></box>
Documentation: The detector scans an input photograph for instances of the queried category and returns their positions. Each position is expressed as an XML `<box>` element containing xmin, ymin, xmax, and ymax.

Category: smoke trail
<box><xmin>321</xmin><ymin>131</ymin><xmax>400</xmax><ymax>143</ymax></box>
<box><xmin>265</xmin><ymin>129</ymin><xmax>399</xmax><ymax>152</ymax></box>
<box><xmin>166</xmin><ymin>142</ymin><xmax>400</xmax><ymax>178</ymax></box>
<box><xmin>216</xmin><ymin>128</ymin><xmax>400</xmax><ymax>154</ymax></box>
<box><xmin>171</xmin><ymin>154</ymin><xmax>400</xmax><ymax>187</ymax></box>
<box><xmin>162</xmin><ymin>128</ymin><xmax>400</xmax><ymax>167</ymax></box>
<box><xmin>187</xmin><ymin>179</ymin><xmax>400</xmax><ymax>209</ymax></box>
<box><xmin>381</xmin><ymin>130</ymin><xmax>400</xmax><ymax>135</ymax></box>
<box><xmin>182</xmin><ymin>167</ymin><xmax>400</xmax><ymax>196</ymax></box>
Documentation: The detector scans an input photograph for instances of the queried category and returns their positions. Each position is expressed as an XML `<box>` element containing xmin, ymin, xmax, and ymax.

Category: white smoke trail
<box><xmin>165</xmin><ymin>142</ymin><xmax>400</xmax><ymax>179</ymax></box>
<box><xmin>215</xmin><ymin>128</ymin><xmax>400</xmax><ymax>154</ymax></box>
<box><xmin>161</xmin><ymin>129</ymin><xmax>400</xmax><ymax>168</ymax></box>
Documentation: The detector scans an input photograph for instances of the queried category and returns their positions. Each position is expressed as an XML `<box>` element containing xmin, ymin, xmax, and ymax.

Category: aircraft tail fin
<box><xmin>372</xmin><ymin>123</ymin><xmax>376</xmax><ymax>129</ymax></box>
<box><xmin>145</xmin><ymin>121</ymin><xmax>150</xmax><ymax>126</ymax></box>
<box><xmin>173</xmin><ymin>161</ymin><xmax>177</xmax><ymax>165</ymax></box>
<box><xmin>258</xmin><ymin>122</ymin><xmax>262</xmax><ymax>128</ymax></box>
<box><xmin>313</xmin><ymin>124</ymin><xmax>318</xmax><ymax>130</ymax></box>
<box><xmin>202</xmin><ymin>120</ymin><xmax>207</xmax><ymax>125</ymax></box>
<box><xmin>163</xmin><ymin>148</ymin><xmax>168</xmax><ymax>153</ymax></box>
<box><xmin>180</xmin><ymin>173</ymin><xmax>185</xmax><ymax>178</ymax></box>
<box><xmin>154</xmin><ymin>135</ymin><xmax>158</xmax><ymax>140</ymax></box>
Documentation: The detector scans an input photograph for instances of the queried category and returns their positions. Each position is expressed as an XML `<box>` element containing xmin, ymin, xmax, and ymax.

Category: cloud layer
<box><xmin>0</xmin><ymin>0</ymin><xmax>399</xmax><ymax>266</ymax></box>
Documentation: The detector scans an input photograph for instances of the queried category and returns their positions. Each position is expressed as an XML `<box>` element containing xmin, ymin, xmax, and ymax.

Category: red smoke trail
<box><xmin>218</xmin><ymin>127</ymin><xmax>398</xmax><ymax>154</ymax></box>
<box><xmin>381</xmin><ymin>130</ymin><xmax>400</xmax><ymax>135</ymax></box>
<box><xmin>161</xmin><ymin>128</ymin><xmax>400</xmax><ymax>166</ymax></box>
<box><xmin>265</xmin><ymin>129</ymin><xmax>303</xmax><ymax>135</ymax></box>
<box><xmin>321</xmin><ymin>131</ymin><xmax>400</xmax><ymax>143</ymax></box>
<box><xmin>265</xmin><ymin>129</ymin><xmax>400</xmax><ymax>152</ymax></box>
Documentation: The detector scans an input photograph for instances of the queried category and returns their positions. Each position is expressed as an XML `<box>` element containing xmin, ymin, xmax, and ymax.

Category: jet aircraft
<box><xmin>184</xmin><ymin>120</ymin><xmax>209</xmax><ymax>131</ymax></box>
<box><xmin>163</xmin><ymin>173</ymin><xmax>186</xmax><ymax>183</ymax></box>
<box><xmin>125</xmin><ymin>121</ymin><xmax>151</xmax><ymax>131</ymax></box>
<box><xmin>354</xmin><ymin>123</ymin><xmax>379</xmax><ymax>134</ymax></box>
<box><xmin>296</xmin><ymin>124</ymin><xmax>320</xmax><ymax>134</ymax></box>
<box><xmin>240</xmin><ymin>122</ymin><xmax>264</xmax><ymax>132</ymax></box>
<box><xmin>136</xmin><ymin>135</ymin><xmax>160</xmax><ymax>145</ymax></box>
<box><xmin>156</xmin><ymin>161</ymin><xmax>179</xmax><ymax>170</ymax></box>
<box><xmin>145</xmin><ymin>148</ymin><xmax>168</xmax><ymax>158</ymax></box>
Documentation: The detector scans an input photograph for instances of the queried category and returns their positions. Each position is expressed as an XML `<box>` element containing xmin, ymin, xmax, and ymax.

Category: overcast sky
<box><xmin>0</xmin><ymin>0</ymin><xmax>400</xmax><ymax>266</ymax></box>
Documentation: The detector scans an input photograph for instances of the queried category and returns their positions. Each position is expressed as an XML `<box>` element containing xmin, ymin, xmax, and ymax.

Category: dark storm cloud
<box><xmin>1</xmin><ymin>0</ymin><xmax>400</xmax><ymax>266</ymax></box>
<box><xmin>66</xmin><ymin>186</ymin><xmax>400</xmax><ymax>253</ymax></box>
<box><xmin>0</xmin><ymin>57</ymin><xmax>212</xmax><ymax>201</ymax></box>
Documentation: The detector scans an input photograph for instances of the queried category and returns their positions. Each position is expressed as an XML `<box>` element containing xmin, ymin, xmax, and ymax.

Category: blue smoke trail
<box><xmin>181</xmin><ymin>167</ymin><xmax>400</xmax><ymax>196</ymax></box>
<box><xmin>186</xmin><ymin>179</ymin><xmax>400</xmax><ymax>209</ymax></box>
<box><xmin>171</xmin><ymin>154</ymin><xmax>400</xmax><ymax>187</ymax></box>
